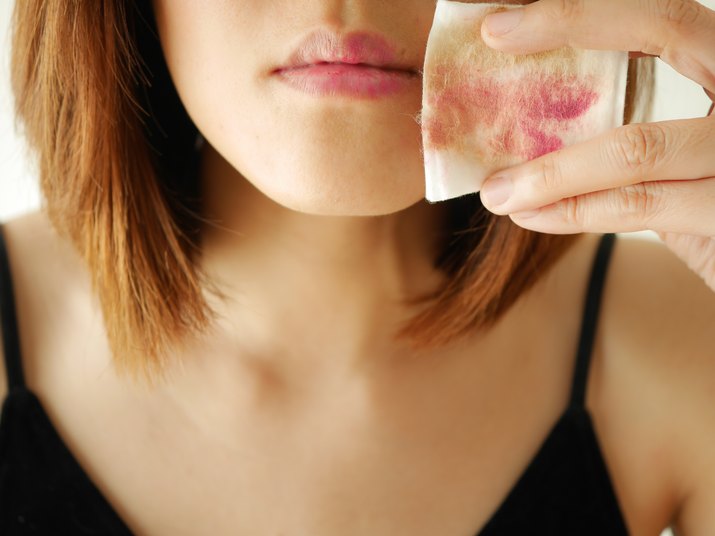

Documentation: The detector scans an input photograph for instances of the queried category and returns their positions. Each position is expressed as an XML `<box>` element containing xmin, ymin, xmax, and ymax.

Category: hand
<box><xmin>477</xmin><ymin>0</ymin><xmax>715</xmax><ymax>292</ymax></box>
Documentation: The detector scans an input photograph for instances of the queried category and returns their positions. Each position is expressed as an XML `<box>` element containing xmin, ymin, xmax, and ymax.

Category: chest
<box><xmin>41</xmin><ymin>353</ymin><xmax>576</xmax><ymax>536</ymax></box>
<box><xmin>15</xmin><ymin>233</ymin><xmax>674</xmax><ymax>535</ymax></box>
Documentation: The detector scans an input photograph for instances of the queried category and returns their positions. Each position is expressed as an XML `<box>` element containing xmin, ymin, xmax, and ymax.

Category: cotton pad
<box><xmin>421</xmin><ymin>0</ymin><xmax>629</xmax><ymax>202</ymax></box>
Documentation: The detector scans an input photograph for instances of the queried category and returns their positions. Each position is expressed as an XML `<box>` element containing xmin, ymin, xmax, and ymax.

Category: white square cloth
<box><xmin>421</xmin><ymin>0</ymin><xmax>629</xmax><ymax>202</ymax></box>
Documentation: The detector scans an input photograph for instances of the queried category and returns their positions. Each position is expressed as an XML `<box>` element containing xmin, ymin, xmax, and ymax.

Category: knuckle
<box><xmin>612</xmin><ymin>124</ymin><xmax>669</xmax><ymax>174</ymax></box>
<box><xmin>552</xmin><ymin>0</ymin><xmax>586</xmax><ymax>20</ymax></box>
<box><xmin>535</xmin><ymin>153</ymin><xmax>566</xmax><ymax>193</ymax></box>
<box><xmin>613</xmin><ymin>183</ymin><xmax>664</xmax><ymax>222</ymax></box>
<box><xmin>562</xmin><ymin>196</ymin><xmax>585</xmax><ymax>225</ymax></box>
<box><xmin>656</xmin><ymin>0</ymin><xmax>704</xmax><ymax>28</ymax></box>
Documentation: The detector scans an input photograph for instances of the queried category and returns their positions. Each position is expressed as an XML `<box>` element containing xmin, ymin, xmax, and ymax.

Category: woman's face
<box><xmin>150</xmin><ymin>1</ymin><xmax>529</xmax><ymax>217</ymax></box>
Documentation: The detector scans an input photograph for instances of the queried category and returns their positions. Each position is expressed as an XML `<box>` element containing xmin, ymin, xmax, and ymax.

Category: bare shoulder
<box><xmin>604</xmin><ymin>233</ymin><xmax>715</xmax><ymax>356</ymax></box>
<box><xmin>0</xmin><ymin>210</ymin><xmax>88</xmax><ymax>402</ymax></box>
<box><xmin>594</xmin><ymin>233</ymin><xmax>715</xmax><ymax>533</ymax></box>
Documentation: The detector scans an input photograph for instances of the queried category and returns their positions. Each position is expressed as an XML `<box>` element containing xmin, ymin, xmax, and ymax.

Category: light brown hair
<box><xmin>10</xmin><ymin>1</ymin><xmax>655</xmax><ymax>385</ymax></box>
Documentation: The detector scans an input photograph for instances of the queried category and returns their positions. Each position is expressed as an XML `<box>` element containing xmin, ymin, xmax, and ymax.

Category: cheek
<box><xmin>153</xmin><ymin>4</ymin><xmax>258</xmax><ymax>144</ymax></box>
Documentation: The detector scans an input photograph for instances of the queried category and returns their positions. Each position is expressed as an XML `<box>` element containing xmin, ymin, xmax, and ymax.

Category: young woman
<box><xmin>1</xmin><ymin>0</ymin><xmax>714</xmax><ymax>534</ymax></box>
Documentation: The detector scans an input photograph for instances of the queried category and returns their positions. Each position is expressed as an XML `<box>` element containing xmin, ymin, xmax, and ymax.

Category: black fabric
<box><xmin>0</xmin><ymin>226</ymin><xmax>132</xmax><ymax>535</ymax></box>
<box><xmin>0</xmin><ymin>228</ymin><xmax>626</xmax><ymax>535</ymax></box>
<box><xmin>0</xmin><ymin>227</ymin><xmax>24</xmax><ymax>391</ymax></box>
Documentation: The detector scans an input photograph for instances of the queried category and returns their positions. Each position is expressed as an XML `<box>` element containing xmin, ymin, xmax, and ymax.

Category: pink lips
<box><xmin>273</xmin><ymin>29</ymin><xmax>419</xmax><ymax>98</ymax></box>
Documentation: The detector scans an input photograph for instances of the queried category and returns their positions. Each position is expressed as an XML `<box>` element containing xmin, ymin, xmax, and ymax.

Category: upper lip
<box><xmin>274</xmin><ymin>29</ymin><xmax>418</xmax><ymax>74</ymax></box>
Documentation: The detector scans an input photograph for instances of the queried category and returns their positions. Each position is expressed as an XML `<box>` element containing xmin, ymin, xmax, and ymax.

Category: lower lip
<box><xmin>274</xmin><ymin>63</ymin><xmax>418</xmax><ymax>98</ymax></box>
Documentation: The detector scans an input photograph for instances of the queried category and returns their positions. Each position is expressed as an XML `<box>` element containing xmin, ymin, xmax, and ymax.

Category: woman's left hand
<box><xmin>477</xmin><ymin>0</ymin><xmax>715</xmax><ymax>292</ymax></box>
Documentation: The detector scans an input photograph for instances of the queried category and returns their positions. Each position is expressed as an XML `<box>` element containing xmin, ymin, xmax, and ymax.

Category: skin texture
<box><xmin>1</xmin><ymin>0</ymin><xmax>714</xmax><ymax>535</ymax></box>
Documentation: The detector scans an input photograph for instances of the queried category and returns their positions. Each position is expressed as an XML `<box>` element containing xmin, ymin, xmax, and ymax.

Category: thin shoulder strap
<box><xmin>0</xmin><ymin>224</ymin><xmax>26</xmax><ymax>390</ymax></box>
<box><xmin>569</xmin><ymin>233</ymin><xmax>617</xmax><ymax>410</ymax></box>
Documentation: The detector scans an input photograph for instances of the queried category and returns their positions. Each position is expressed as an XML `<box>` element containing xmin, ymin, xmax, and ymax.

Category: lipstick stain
<box><xmin>423</xmin><ymin>70</ymin><xmax>599</xmax><ymax>160</ymax></box>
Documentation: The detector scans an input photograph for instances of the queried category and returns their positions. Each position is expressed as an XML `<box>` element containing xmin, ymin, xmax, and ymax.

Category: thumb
<box><xmin>480</xmin><ymin>0</ymin><xmax>604</xmax><ymax>53</ymax></box>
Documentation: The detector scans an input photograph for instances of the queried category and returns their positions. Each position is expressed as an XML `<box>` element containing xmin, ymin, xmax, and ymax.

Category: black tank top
<box><xmin>0</xmin><ymin>228</ymin><xmax>628</xmax><ymax>535</ymax></box>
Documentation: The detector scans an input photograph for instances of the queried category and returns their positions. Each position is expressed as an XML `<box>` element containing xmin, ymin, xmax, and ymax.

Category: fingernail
<box><xmin>480</xmin><ymin>176</ymin><xmax>513</xmax><ymax>208</ymax></box>
<box><xmin>484</xmin><ymin>8</ymin><xmax>524</xmax><ymax>37</ymax></box>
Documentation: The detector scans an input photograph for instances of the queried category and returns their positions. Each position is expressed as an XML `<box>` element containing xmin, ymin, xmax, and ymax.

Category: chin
<box><xmin>250</xmin><ymin>158</ymin><xmax>428</xmax><ymax>217</ymax></box>
<box><xmin>273</xmin><ymin>189</ymin><xmax>425</xmax><ymax>217</ymax></box>
<box><xmin>199</xmin><ymin>114</ymin><xmax>429</xmax><ymax>217</ymax></box>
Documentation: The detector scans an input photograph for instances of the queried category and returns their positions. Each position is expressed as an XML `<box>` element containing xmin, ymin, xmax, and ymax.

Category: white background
<box><xmin>1</xmin><ymin>0</ymin><xmax>714</xmax><ymax>220</ymax></box>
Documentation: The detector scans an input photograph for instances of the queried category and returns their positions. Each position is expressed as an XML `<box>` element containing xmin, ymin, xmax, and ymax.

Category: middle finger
<box><xmin>479</xmin><ymin>117</ymin><xmax>715</xmax><ymax>215</ymax></box>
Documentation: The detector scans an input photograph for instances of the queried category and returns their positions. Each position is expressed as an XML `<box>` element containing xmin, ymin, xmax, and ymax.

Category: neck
<box><xmin>191</xmin><ymin>143</ymin><xmax>450</xmax><ymax>380</ymax></box>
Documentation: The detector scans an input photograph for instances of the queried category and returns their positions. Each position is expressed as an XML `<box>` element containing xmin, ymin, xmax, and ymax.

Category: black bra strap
<box><xmin>0</xmin><ymin>224</ymin><xmax>26</xmax><ymax>390</ymax></box>
<box><xmin>569</xmin><ymin>233</ymin><xmax>616</xmax><ymax>410</ymax></box>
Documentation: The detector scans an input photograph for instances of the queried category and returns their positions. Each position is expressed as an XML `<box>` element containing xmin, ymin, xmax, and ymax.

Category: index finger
<box><xmin>480</xmin><ymin>0</ymin><xmax>715</xmax><ymax>92</ymax></box>
<box><xmin>479</xmin><ymin>117</ymin><xmax>715</xmax><ymax>215</ymax></box>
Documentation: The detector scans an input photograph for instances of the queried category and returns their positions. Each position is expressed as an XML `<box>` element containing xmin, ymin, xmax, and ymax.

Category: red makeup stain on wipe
<box><xmin>423</xmin><ymin>70</ymin><xmax>599</xmax><ymax>160</ymax></box>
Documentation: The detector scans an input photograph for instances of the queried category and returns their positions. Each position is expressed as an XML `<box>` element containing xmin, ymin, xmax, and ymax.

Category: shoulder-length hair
<box><xmin>10</xmin><ymin>1</ymin><xmax>655</xmax><ymax>385</ymax></box>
